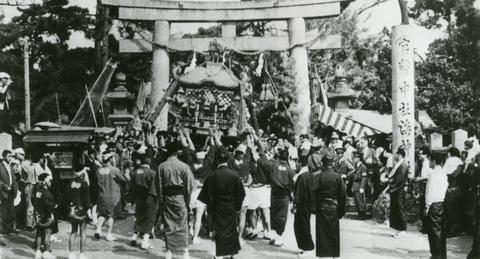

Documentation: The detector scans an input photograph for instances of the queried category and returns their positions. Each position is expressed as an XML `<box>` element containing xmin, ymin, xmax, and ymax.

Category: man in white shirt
<box><xmin>416</xmin><ymin>147</ymin><xmax>432</xmax><ymax>234</ymax></box>
<box><xmin>425</xmin><ymin>153</ymin><xmax>448</xmax><ymax>259</ymax></box>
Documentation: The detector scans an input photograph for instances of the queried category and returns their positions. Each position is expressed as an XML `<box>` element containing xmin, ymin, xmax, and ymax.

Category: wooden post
<box><xmin>23</xmin><ymin>38</ymin><xmax>31</xmax><ymax>130</ymax></box>
<box><xmin>288</xmin><ymin>17</ymin><xmax>310</xmax><ymax>135</ymax></box>
<box><xmin>152</xmin><ymin>20</ymin><xmax>170</xmax><ymax>130</ymax></box>
<box><xmin>392</xmin><ymin>25</ymin><xmax>415</xmax><ymax>175</ymax></box>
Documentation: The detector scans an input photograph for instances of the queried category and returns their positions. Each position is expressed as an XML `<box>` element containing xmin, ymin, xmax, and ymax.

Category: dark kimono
<box><xmin>84</xmin><ymin>155</ymin><xmax>99</xmax><ymax>205</ymax></box>
<box><xmin>198</xmin><ymin>165</ymin><xmax>245</xmax><ymax>256</ymax></box>
<box><xmin>131</xmin><ymin>165</ymin><xmax>157</xmax><ymax>234</ymax></box>
<box><xmin>467</xmin><ymin>165</ymin><xmax>480</xmax><ymax>259</ymax></box>
<box><xmin>445</xmin><ymin>163</ymin><xmax>463</xmax><ymax>236</ymax></box>
<box><xmin>157</xmin><ymin>156</ymin><xmax>194</xmax><ymax>253</ymax></box>
<box><xmin>293</xmin><ymin>169</ymin><xmax>314</xmax><ymax>251</ymax></box>
<box><xmin>66</xmin><ymin>177</ymin><xmax>91</xmax><ymax>223</ymax></box>
<box><xmin>0</xmin><ymin>160</ymin><xmax>17</xmax><ymax>234</ymax></box>
<box><xmin>258</xmin><ymin>155</ymin><xmax>295</xmax><ymax>235</ymax></box>
<box><xmin>96</xmin><ymin>166</ymin><xmax>128</xmax><ymax>218</ymax></box>
<box><xmin>388</xmin><ymin>161</ymin><xmax>408</xmax><ymax>231</ymax></box>
<box><xmin>311</xmin><ymin>166</ymin><xmax>346</xmax><ymax>258</ymax></box>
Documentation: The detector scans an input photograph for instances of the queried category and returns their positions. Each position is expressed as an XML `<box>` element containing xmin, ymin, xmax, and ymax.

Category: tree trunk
<box><xmin>398</xmin><ymin>0</ymin><xmax>409</xmax><ymax>25</ymax></box>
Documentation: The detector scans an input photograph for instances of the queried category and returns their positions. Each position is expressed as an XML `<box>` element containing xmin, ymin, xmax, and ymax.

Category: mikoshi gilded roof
<box><xmin>178</xmin><ymin>62</ymin><xmax>241</xmax><ymax>90</ymax></box>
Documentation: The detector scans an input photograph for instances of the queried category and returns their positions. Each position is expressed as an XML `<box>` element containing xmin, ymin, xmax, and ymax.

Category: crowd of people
<box><xmin>1</xmin><ymin>122</ymin><xmax>480</xmax><ymax>259</ymax></box>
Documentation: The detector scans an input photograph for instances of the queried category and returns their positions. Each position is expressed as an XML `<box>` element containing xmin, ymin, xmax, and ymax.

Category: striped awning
<box><xmin>311</xmin><ymin>104</ymin><xmax>383</xmax><ymax>138</ymax></box>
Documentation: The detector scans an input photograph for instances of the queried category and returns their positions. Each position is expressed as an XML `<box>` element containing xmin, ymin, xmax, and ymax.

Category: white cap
<box><xmin>14</xmin><ymin>148</ymin><xmax>25</xmax><ymax>155</ymax></box>
<box><xmin>0</xmin><ymin>72</ymin><xmax>10</xmax><ymax>79</ymax></box>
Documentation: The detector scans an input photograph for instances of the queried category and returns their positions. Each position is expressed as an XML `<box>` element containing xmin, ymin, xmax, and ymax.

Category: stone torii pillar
<box><xmin>289</xmin><ymin>17</ymin><xmax>310</xmax><ymax>134</ymax></box>
<box><xmin>152</xmin><ymin>20</ymin><xmax>170</xmax><ymax>129</ymax></box>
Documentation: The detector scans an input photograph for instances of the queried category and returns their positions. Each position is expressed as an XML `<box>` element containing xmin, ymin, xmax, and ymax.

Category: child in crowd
<box><xmin>32</xmin><ymin>173</ymin><xmax>57</xmax><ymax>259</ymax></box>
<box><xmin>67</xmin><ymin>168</ymin><xmax>91</xmax><ymax>259</ymax></box>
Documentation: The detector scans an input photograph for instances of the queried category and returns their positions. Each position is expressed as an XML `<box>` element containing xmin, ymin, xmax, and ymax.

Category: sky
<box><xmin>0</xmin><ymin>0</ymin><xmax>446</xmax><ymax>56</ymax></box>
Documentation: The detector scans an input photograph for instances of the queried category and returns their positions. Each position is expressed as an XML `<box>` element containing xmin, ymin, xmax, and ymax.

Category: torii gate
<box><xmin>100</xmin><ymin>0</ymin><xmax>348</xmax><ymax>133</ymax></box>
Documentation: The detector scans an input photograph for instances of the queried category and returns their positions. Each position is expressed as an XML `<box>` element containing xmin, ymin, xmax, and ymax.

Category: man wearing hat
<box><xmin>334</xmin><ymin>147</ymin><xmax>354</xmax><ymax>182</ymax></box>
<box><xmin>14</xmin><ymin>148</ymin><xmax>36</xmax><ymax>231</ymax></box>
<box><xmin>311</xmin><ymin>152</ymin><xmax>346</xmax><ymax>258</ymax></box>
<box><xmin>0</xmin><ymin>72</ymin><xmax>12</xmax><ymax>132</ymax></box>
<box><xmin>352</xmin><ymin>151</ymin><xmax>368</xmax><ymax>220</ymax></box>
<box><xmin>329</xmin><ymin>132</ymin><xmax>342</xmax><ymax>150</ymax></box>
<box><xmin>157</xmin><ymin>141</ymin><xmax>195</xmax><ymax>259</ymax></box>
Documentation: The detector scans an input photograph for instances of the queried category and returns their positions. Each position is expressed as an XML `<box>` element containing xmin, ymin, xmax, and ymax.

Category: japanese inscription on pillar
<box><xmin>392</xmin><ymin>26</ymin><xmax>415</xmax><ymax>173</ymax></box>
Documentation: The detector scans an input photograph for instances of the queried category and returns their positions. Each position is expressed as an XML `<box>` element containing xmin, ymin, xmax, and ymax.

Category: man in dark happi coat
<box><xmin>130</xmin><ymin>154</ymin><xmax>157</xmax><ymax>250</ymax></box>
<box><xmin>386</xmin><ymin>149</ymin><xmax>409</xmax><ymax>236</ymax></box>
<box><xmin>292</xmin><ymin>158</ymin><xmax>314</xmax><ymax>256</ymax></box>
<box><xmin>258</xmin><ymin>148</ymin><xmax>295</xmax><ymax>246</ymax></box>
<box><xmin>311</xmin><ymin>153</ymin><xmax>346</xmax><ymax>258</ymax></box>
<box><xmin>198</xmin><ymin>148</ymin><xmax>246</xmax><ymax>258</ymax></box>
<box><xmin>0</xmin><ymin>150</ymin><xmax>17</xmax><ymax>234</ymax></box>
<box><xmin>467</xmin><ymin>153</ymin><xmax>480</xmax><ymax>259</ymax></box>
<box><xmin>157</xmin><ymin>142</ymin><xmax>194</xmax><ymax>259</ymax></box>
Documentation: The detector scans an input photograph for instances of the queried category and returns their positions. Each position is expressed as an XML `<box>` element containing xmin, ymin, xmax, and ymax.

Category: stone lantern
<box><xmin>326</xmin><ymin>67</ymin><xmax>360</xmax><ymax>111</ymax></box>
<box><xmin>105</xmin><ymin>72</ymin><xmax>135</xmax><ymax>131</ymax></box>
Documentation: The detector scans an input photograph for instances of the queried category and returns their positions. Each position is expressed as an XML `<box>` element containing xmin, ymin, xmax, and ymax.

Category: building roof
<box><xmin>337</xmin><ymin>109</ymin><xmax>392</xmax><ymax>134</ymax></box>
<box><xmin>337</xmin><ymin>109</ymin><xmax>437</xmax><ymax>134</ymax></box>
<box><xmin>24</xmin><ymin>129</ymin><xmax>95</xmax><ymax>144</ymax></box>
<box><xmin>313</xmin><ymin>104</ymin><xmax>438</xmax><ymax>137</ymax></box>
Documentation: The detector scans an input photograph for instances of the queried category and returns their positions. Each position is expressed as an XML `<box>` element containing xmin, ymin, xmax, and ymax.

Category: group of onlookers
<box><xmin>3</xmin><ymin>121</ymin><xmax>480</xmax><ymax>259</ymax></box>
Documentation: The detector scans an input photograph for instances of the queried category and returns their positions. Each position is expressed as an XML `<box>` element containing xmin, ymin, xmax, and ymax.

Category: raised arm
<box><xmin>0</xmin><ymin>84</ymin><xmax>9</xmax><ymax>94</ymax></box>
<box><xmin>184</xmin><ymin>128</ymin><xmax>196</xmax><ymax>152</ymax></box>
<box><xmin>158</xmin><ymin>135</ymin><xmax>166</xmax><ymax>149</ymax></box>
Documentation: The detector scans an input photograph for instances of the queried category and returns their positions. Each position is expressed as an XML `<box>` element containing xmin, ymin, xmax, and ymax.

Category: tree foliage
<box><xmin>309</xmin><ymin>14</ymin><xmax>393</xmax><ymax>113</ymax></box>
<box><xmin>414</xmin><ymin>0</ymin><xmax>480</xmax><ymax>135</ymax></box>
<box><xmin>0</xmin><ymin>0</ymin><xmax>96</xmax><ymax>125</ymax></box>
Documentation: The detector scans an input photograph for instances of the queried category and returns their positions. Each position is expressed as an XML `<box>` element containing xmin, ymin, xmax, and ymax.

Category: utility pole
<box><xmin>95</xmin><ymin>1</ymin><xmax>110</xmax><ymax>74</ymax></box>
<box><xmin>18</xmin><ymin>37</ymin><xmax>30</xmax><ymax>130</ymax></box>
